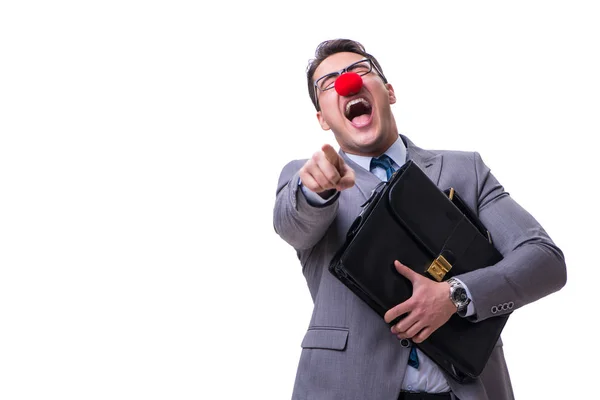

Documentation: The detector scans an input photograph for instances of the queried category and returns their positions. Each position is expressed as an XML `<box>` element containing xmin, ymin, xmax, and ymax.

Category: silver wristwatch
<box><xmin>447</xmin><ymin>277</ymin><xmax>470</xmax><ymax>312</ymax></box>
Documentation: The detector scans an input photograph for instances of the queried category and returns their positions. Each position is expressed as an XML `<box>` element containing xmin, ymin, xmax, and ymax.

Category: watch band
<box><xmin>447</xmin><ymin>277</ymin><xmax>470</xmax><ymax>312</ymax></box>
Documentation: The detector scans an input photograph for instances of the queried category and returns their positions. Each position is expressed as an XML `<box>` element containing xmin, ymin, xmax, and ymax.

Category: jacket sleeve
<box><xmin>273</xmin><ymin>160</ymin><xmax>339</xmax><ymax>251</ymax></box>
<box><xmin>458</xmin><ymin>152</ymin><xmax>567</xmax><ymax>322</ymax></box>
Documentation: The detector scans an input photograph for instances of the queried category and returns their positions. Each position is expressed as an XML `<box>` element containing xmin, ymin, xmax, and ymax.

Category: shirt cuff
<box><xmin>298</xmin><ymin>178</ymin><xmax>337</xmax><ymax>206</ymax></box>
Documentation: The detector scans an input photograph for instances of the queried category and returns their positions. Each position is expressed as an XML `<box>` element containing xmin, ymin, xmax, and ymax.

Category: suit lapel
<box><xmin>401</xmin><ymin>135</ymin><xmax>443</xmax><ymax>186</ymax></box>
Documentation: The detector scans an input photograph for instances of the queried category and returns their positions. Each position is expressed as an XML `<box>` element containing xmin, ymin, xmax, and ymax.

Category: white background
<box><xmin>1</xmin><ymin>1</ymin><xmax>598</xmax><ymax>399</ymax></box>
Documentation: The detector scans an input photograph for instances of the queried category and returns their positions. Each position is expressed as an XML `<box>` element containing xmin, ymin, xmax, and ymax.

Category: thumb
<box><xmin>321</xmin><ymin>144</ymin><xmax>341</xmax><ymax>170</ymax></box>
<box><xmin>394</xmin><ymin>260</ymin><xmax>418</xmax><ymax>283</ymax></box>
<box><xmin>336</xmin><ymin>162</ymin><xmax>355</xmax><ymax>191</ymax></box>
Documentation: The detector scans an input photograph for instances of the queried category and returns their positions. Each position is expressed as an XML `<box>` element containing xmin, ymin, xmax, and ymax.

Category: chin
<box><xmin>355</xmin><ymin>129</ymin><xmax>384</xmax><ymax>146</ymax></box>
<box><xmin>344</xmin><ymin>133</ymin><xmax>384</xmax><ymax>155</ymax></box>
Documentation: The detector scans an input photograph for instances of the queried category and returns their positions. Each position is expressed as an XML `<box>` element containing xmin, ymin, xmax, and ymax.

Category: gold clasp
<box><xmin>427</xmin><ymin>255</ymin><xmax>452</xmax><ymax>281</ymax></box>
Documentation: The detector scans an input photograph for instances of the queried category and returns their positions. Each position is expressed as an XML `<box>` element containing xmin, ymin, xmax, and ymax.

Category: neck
<box><xmin>342</xmin><ymin>134</ymin><xmax>399</xmax><ymax>157</ymax></box>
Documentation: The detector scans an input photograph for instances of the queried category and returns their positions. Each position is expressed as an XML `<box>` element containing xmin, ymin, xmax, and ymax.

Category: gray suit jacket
<box><xmin>273</xmin><ymin>135</ymin><xmax>566</xmax><ymax>400</ymax></box>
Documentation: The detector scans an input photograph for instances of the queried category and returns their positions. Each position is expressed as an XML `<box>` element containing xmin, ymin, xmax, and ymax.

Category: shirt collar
<box><xmin>344</xmin><ymin>136</ymin><xmax>407</xmax><ymax>171</ymax></box>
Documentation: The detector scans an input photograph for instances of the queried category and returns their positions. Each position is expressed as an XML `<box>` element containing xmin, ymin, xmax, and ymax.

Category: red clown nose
<box><xmin>334</xmin><ymin>72</ymin><xmax>363</xmax><ymax>97</ymax></box>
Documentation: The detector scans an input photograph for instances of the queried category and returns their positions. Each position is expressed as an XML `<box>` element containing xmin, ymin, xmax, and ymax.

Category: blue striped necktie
<box><xmin>370</xmin><ymin>154</ymin><xmax>396</xmax><ymax>181</ymax></box>
<box><xmin>408</xmin><ymin>346</ymin><xmax>419</xmax><ymax>369</ymax></box>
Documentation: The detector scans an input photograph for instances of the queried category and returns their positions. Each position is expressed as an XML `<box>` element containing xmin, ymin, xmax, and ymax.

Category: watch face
<box><xmin>452</xmin><ymin>288</ymin><xmax>468</xmax><ymax>304</ymax></box>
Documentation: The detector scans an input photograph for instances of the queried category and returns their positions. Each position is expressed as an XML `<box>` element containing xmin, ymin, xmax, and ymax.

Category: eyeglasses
<box><xmin>313</xmin><ymin>58</ymin><xmax>384</xmax><ymax>107</ymax></box>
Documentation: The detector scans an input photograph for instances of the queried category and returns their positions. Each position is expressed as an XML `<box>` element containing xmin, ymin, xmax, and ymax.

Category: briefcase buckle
<box><xmin>427</xmin><ymin>255</ymin><xmax>452</xmax><ymax>281</ymax></box>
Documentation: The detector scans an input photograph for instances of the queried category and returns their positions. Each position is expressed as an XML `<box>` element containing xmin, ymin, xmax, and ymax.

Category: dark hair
<box><xmin>307</xmin><ymin>39</ymin><xmax>388</xmax><ymax>111</ymax></box>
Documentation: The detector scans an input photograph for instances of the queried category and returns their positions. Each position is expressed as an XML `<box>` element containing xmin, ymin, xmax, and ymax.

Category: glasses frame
<box><xmin>313</xmin><ymin>58</ymin><xmax>385</xmax><ymax>109</ymax></box>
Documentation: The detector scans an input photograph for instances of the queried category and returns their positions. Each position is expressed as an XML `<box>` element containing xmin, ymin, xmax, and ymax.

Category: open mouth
<box><xmin>345</xmin><ymin>98</ymin><xmax>373</xmax><ymax>126</ymax></box>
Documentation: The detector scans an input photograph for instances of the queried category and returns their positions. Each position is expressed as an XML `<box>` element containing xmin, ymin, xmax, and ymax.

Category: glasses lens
<box><xmin>347</xmin><ymin>60</ymin><xmax>372</xmax><ymax>76</ymax></box>
<box><xmin>317</xmin><ymin>73</ymin><xmax>338</xmax><ymax>91</ymax></box>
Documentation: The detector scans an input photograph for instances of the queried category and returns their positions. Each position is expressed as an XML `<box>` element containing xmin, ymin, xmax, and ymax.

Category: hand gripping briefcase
<box><xmin>328</xmin><ymin>160</ymin><xmax>510</xmax><ymax>383</ymax></box>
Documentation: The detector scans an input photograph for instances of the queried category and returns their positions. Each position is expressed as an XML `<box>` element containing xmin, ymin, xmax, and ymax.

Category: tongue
<box><xmin>352</xmin><ymin>114</ymin><xmax>370</xmax><ymax>126</ymax></box>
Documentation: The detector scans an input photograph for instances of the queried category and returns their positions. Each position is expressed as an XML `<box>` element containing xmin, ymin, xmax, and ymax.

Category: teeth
<box><xmin>345</xmin><ymin>98</ymin><xmax>370</xmax><ymax>116</ymax></box>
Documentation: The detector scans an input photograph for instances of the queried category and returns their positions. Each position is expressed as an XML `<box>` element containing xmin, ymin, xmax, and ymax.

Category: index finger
<box><xmin>393</xmin><ymin>260</ymin><xmax>419</xmax><ymax>284</ymax></box>
<box><xmin>321</xmin><ymin>144</ymin><xmax>340</xmax><ymax>170</ymax></box>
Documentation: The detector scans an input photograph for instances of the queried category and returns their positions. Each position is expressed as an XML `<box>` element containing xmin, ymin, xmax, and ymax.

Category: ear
<box><xmin>316</xmin><ymin>111</ymin><xmax>331</xmax><ymax>131</ymax></box>
<box><xmin>386</xmin><ymin>83</ymin><xmax>396</xmax><ymax>105</ymax></box>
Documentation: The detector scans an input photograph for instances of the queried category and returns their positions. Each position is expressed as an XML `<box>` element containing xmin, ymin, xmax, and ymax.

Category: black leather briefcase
<box><xmin>328</xmin><ymin>160</ymin><xmax>510</xmax><ymax>383</ymax></box>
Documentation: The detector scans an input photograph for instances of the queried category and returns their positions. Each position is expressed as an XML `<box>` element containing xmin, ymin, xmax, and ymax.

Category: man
<box><xmin>273</xmin><ymin>39</ymin><xmax>566</xmax><ymax>400</ymax></box>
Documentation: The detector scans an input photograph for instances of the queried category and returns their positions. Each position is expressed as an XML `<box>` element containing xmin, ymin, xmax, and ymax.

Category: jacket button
<box><xmin>491</xmin><ymin>306</ymin><xmax>498</xmax><ymax>314</ymax></box>
<box><xmin>400</xmin><ymin>339</ymin><xmax>410</xmax><ymax>348</ymax></box>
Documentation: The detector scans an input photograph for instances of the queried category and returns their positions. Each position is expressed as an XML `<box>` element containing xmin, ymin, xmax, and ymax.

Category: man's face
<box><xmin>313</xmin><ymin>52</ymin><xmax>397</xmax><ymax>157</ymax></box>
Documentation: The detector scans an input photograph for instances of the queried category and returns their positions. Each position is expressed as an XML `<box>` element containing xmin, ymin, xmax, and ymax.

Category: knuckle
<box><xmin>302</xmin><ymin>160</ymin><xmax>315</xmax><ymax>172</ymax></box>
